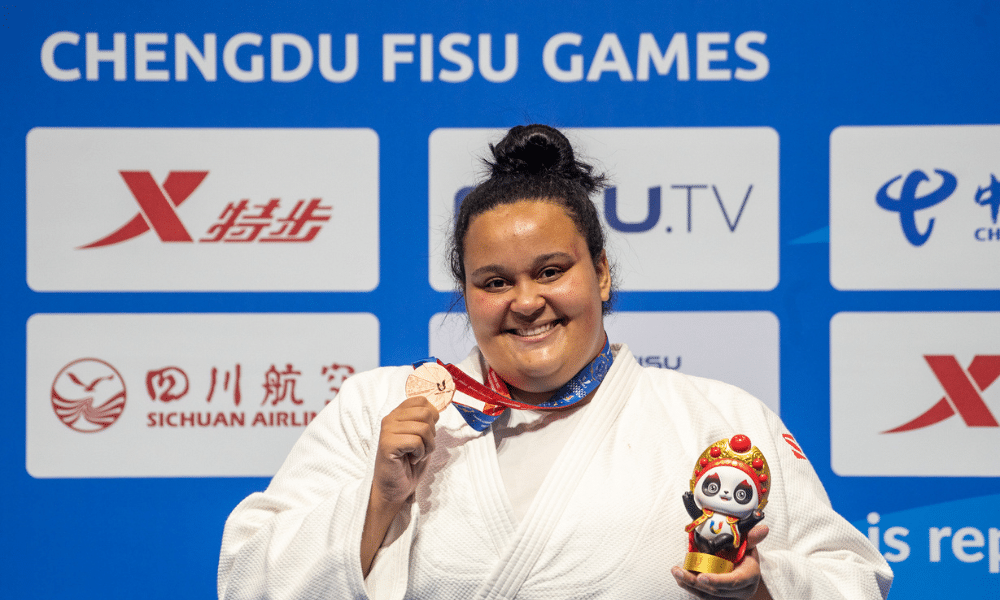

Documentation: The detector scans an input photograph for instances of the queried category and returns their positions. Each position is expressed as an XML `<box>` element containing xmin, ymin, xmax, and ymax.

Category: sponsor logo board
<box><xmin>27</xmin><ymin>313</ymin><xmax>378</xmax><ymax>477</ymax></box>
<box><xmin>27</xmin><ymin>128</ymin><xmax>379</xmax><ymax>291</ymax></box>
<box><xmin>831</xmin><ymin>312</ymin><xmax>1000</xmax><ymax>476</ymax></box>
<box><xmin>429</xmin><ymin>310</ymin><xmax>779</xmax><ymax>413</ymax></box>
<box><xmin>830</xmin><ymin>125</ymin><xmax>1000</xmax><ymax>290</ymax></box>
<box><xmin>428</xmin><ymin>128</ymin><xmax>779</xmax><ymax>291</ymax></box>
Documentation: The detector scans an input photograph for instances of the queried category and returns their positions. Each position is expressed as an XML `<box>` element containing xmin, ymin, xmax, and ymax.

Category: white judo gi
<box><xmin>218</xmin><ymin>344</ymin><xmax>892</xmax><ymax>600</ymax></box>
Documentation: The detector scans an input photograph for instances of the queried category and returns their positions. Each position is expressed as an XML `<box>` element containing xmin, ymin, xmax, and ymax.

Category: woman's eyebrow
<box><xmin>469</xmin><ymin>263</ymin><xmax>506</xmax><ymax>279</ymax></box>
<box><xmin>531</xmin><ymin>252</ymin><xmax>574</xmax><ymax>267</ymax></box>
<box><xmin>470</xmin><ymin>252</ymin><xmax>575</xmax><ymax>279</ymax></box>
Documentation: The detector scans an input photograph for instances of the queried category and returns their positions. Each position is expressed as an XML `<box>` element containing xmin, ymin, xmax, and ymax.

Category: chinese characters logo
<box><xmin>876</xmin><ymin>169</ymin><xmax>1000</xmax><ymax>245</ymax></box>
<box><xmin>81</xmin><ymin>171</ymin><xmax>331</xmax><ymax>248</ymax></box>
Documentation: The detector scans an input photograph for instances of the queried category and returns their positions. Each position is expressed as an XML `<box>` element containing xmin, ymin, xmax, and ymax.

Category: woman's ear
<box><xmin>596</xmin><ymin>251</ymin><xmax>611</xmax><ymax>302</ymax></box>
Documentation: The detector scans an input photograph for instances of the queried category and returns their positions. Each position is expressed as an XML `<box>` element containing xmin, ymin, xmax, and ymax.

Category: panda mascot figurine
<box><xmin>683</xmin><ymin>434</ymin><xmax>770</xmax><ymax>574</ymax></box>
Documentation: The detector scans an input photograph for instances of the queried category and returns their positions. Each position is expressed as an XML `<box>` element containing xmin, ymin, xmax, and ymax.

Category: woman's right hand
<box><xmin>362</xmin><ymin>396</ymin><xmax>439</xmax><ymax>576</ymax></box>
<box><xmin>372</xmin><ymin>395</ymin><xmax>440</xmax><ymax>506</ymax></box>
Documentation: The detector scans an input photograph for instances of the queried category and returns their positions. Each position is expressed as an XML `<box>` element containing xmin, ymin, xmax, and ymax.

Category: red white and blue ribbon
<box><xmin>413</xmin><ymin>338</ymin><xmax>613</xmax><ymax>432</ymax></box>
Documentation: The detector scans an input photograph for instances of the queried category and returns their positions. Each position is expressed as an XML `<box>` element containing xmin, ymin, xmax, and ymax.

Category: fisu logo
<box><xmin>456</xmin><ymin>185</ymin><xmax>755</xmax><ymax>234</ymax></box>
<box><xmin>431</xmin><ymin>127</ymin><xmax>777</xmax><ymax>292</ymax></box>
<box><xmin>602</xmin><ymin>185</ymin><xmax>753</xmax><ymax>234</ymax></box>
<box><xmin>875</xmin><ymin>169</ymin><xmax>956</xmax><ymax>246</ymax></box>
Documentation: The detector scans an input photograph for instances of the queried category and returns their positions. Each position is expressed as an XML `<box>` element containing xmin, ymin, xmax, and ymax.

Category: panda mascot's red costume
<box><xmin>683</xmin><ymin>434</ymin><xmax>770</xmax><ymax>573</ymax></box>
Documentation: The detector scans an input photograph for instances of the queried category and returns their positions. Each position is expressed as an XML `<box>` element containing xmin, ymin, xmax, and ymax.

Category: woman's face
<box><xmin>463</xmin><ymin>200</ymin><xmax>611</xmax><ymax>399</ymax></box>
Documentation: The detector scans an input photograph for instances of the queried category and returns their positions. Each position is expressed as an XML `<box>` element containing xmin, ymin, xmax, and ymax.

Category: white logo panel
<box><xmin>27</xmin><ymin>313</ymin><xmax>379</xmax><ymax>477</ymax></box>
<box><xmin>27</xmin><ymin>128</ymin><xmax>379</xmax><ymax>291</ymax></box>
<box><xmin>430</xmin><ymin>311</ymin><xmax>779</xmax><ymax>414</ymax></box>
<box><xmin>429</xmin><ymin>128</ymin><xmax>779</xmax><ymax>291</ymax></box>
<box><xmin>830</xmin><ymin>125</ymin><xmax>1000</xmax><ymax>290</ymax></box>
<box><xmin>831</xmin><ymin>312</ymin><xmax>1000</xmax><ymax>476</ymax></box>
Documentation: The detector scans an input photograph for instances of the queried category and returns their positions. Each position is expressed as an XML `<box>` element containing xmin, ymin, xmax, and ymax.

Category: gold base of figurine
<box><xmin>683</xmin><ymin>552</ymin><xmax>734</xmax><ymax>574</ymax></box>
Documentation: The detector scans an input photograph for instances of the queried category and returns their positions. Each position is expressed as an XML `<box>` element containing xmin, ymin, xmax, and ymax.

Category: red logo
<box><xmin>51</xmin><ymin>358</ymin><xmax>127</xmax><ymax>432</ymax></box>
<box><xmin>883</xmin><ymin>355</ymin><xmax>1000</xmax><ymax>433</ymax></box>
<box><xmin>146</xmin><ymin>367</ymin><xmax>189</xmax><ymax>402</ymax></box>
<box><xmin>322</xmin><ymin>362</ymin><xmax>356</xmax><ymax>399</ymax></box>
<box><xmin>81</xmin><ymin>171</ymin><xmax>208</xmax><ymax>248</ymax></box>
<box><xmin>81</xmin><ymin>170</ymin><xmax>332</xmax><ymax>248</ymax></box>
<box><xmin>782</xmin><ymin>433</ymin><xmax>807</xmax><ymax>459</ymax></box>
<box><xmin>201</xmin><ymin>198</ymin><xmax>331</xmax><ymax>243</ymax></box>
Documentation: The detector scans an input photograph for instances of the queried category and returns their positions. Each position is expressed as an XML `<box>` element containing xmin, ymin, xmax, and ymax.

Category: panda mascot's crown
<box><xmin>689</xmin><ymin>434</ymin><xmax>771</xmax><ymax>511</ymax></box>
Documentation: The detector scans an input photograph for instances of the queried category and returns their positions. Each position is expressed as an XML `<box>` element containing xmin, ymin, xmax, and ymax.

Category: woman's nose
<box><xmin>510</xmin><ymin>281</ymin><xmax>544</xmax><ymax>315</ymax></box>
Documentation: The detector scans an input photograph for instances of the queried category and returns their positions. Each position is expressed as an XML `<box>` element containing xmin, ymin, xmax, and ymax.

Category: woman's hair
<box><xmin>448</xmin><ymin>124</ymin><xmax>615</xmax><ymax>313</ymax></box>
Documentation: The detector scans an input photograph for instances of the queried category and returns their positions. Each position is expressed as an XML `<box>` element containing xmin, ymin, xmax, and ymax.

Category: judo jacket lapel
<box><xmin>471</xmin><ymin>345</ymin><xmax>644</xmax><ymax>600</ymax></box>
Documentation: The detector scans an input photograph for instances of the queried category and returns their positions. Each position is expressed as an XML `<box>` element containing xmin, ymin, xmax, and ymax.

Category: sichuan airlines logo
<box><xmin>81</xmin><ymin>170</ymin><xmax>332</xmax><ymax>248</ymax></box>
<box><xmin>51</xmin><ymin>358</ymin><xmax>127</xmax><ymax>432</ymax></box>
<box><xmin>883</xmin><ymin>355</ymin><xmax>1000</xmax><ymax>433</ymax></box>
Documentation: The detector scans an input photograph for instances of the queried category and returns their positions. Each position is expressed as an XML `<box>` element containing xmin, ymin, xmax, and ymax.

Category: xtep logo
<box><xmin>883</xmin><ymin>355</ymin><xmax>1000</xmax><ymax>433</ymax></box>
<box><xmin>82</xmin><ymin>171</ymin><xmax>208</xmax><ymax>248</ymax></box>
<box><xmin>875</xmin><ymin>169</ymin><xmax>957</xmax><ymax>247</ymax></box>
<box><xmin>80</xmin><ymin>170</ymin><xmax>333</xmax><ymax>248</ymax></box>
<box><xmin>27</xmin><ymin>128</ymin><xmax>379</xmax><ymax>292</ymax></box>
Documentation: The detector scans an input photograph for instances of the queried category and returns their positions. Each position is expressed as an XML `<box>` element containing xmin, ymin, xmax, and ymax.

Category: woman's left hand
<box><xmin>671</xmin><ymin>525</ymin><xmax>771</xmax><ymax>600</ymax></box>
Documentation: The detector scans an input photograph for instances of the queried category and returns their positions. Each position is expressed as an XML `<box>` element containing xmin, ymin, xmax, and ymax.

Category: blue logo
<box><xmin>602</xmin><ymin>185</ymin><xmax>753</xmax><ymax>234</ymax></box>
<box><xmin>975</xmin><ymin>173</ymin><xmax>1000</xmax><ymax>225</ymax></box>
<box><xmin>453</xmin><ymin>184</ymin><xmax>754</xmax><ymax>236</ymax></box>
<box><xmin>603</xmin><ymin>187</ymin><xmax>661</xmax><ymax>232</ymax></box>
<box><xmin>875</xmin><ymin>169</ymin><xmax>957</xmax><ymax>246</ymax></box>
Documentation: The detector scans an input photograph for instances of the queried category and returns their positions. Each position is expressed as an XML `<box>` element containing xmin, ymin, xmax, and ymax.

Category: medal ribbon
<box><xmin>414</xmin><ymin>338</ymin><xmax>613</xmax><ymax>432</ymax></box>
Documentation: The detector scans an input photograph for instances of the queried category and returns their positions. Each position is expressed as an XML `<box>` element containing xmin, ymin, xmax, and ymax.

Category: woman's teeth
<box><xmin>513</xmin><ymin>321</ymin><xmax>558</xmax><ymax>336</ymax></box>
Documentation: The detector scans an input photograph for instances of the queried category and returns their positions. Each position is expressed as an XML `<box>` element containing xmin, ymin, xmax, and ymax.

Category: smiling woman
<box><xmin>449</xmin><ymin>126</ymin><xmax>617</xmax><ymax>400</ymax></box>
<box><xmin>462</xmin><ymin>200</ymin><xmax>610</xmax><ymax>398</ymax></box>
<box><xmin>218</xmin><ymin>125</ymin><xmax>893</xmax><ymax>600</ymax></box>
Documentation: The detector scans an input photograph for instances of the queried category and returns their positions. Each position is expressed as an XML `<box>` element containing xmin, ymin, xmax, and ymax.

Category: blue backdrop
<box><xmin>3</xmin><ymin>1</ymin><xmax>999</xmax><ymax>597</ymax></box>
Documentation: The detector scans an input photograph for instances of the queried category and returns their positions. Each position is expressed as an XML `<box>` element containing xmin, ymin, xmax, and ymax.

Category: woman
<box><xmin>218</xmin><ymin>125</ymin><xmax>892</xmax><ymax>599</ymax></box>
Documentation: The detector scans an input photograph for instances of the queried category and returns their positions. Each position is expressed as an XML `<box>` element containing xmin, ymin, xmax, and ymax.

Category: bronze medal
<box><xmin>405</xmin><ymin>362</ymin><xmax>456</xmax><ymax>412</ymax></box>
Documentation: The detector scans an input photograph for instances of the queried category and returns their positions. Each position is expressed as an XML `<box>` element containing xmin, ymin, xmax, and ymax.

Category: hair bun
<box><xmin>488</xmin><ymin>124</ymin><xmax>601</xmax><ymax>192</ymax></box>
<box><xmin>491</xmin><ymin>124</ymin><xmax>570</xmax><ymax>175</ymax></box>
